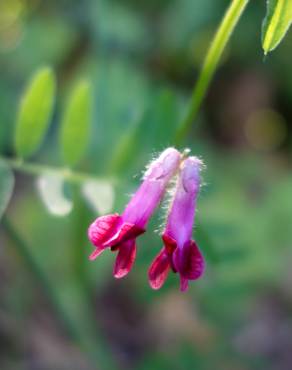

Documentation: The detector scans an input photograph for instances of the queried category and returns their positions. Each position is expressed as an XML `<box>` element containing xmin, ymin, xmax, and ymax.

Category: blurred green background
<box><xmin>1</xmin><ymin>0</ymin><xmax>292</xmax><ymax>369</ymax></box>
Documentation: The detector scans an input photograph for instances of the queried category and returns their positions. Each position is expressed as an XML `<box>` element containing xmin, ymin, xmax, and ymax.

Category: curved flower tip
<box><xmin>148</xmin><ymin>249</ymin><xmax>170</xmax><ymax>290</ymax></box>
<box><xmin>181</xmin><ymin>156</ymin><xmax>203</xmax><ymax>194</ymax></box>
<box><xmin>144</xmin><ymin>147</ymin><xmax>181</xmax><ymax>181</ymax></box>
<box><xmin>113</xmin><ymin>240</ymin><xmax>137</xmax><ymax>279</ymax></box>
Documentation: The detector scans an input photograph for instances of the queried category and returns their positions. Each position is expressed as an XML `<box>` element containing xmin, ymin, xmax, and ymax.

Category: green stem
<box><xmin>71</xmin><ymin>187</ymin><xmax>91</xmax><ymax>292</ymax></box>
<box><xmin>0</xmin><ymin>156</ymin><xmax>113</xmax><ymax>185</ymax></box>
<box><xmin>174</xmin><ymin>0</ymin><xmax>250</xmax><ymax>145</ymax></box>
<box><xmin>2</xmin><ymin>216</ymin><xmax>117</xmax><ymax>370</ymax></box>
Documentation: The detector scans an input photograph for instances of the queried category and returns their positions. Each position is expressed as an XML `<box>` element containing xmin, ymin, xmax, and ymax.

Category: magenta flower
<box><xmin>88</xmin><ymin>148</ymin><xmax>181</xmax><ymax>278</ymax></box>
<box><xmin>148</xmin><ymin>157</ymin><xmax>205</xmax><ymax>292</ymax></box>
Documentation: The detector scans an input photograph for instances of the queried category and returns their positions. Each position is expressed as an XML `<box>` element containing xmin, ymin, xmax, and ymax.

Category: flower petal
<box><xmin>162</xmin><ymin>233</ymin><xmax>178</xmax><ymax>272</ymax></box>
<box><xmin>174</xmin><ymin>240</ymin><xmax>204</xmax><ymax>280</ymax></box>
<box><xmin>113</xmin><ymin>240</ymin><xmax>137</xmax><ymax>279</ymax></box>
<box><xmin>88</xmin><ymin>213</ymin><xmax>121</xmax><ymax>247</ymax></box>
<box><xmin>148</xmin><ymin>249</ymin><xmax>170</xmax><ymax>290</ymax></box>
<box><xmin>180</xmin><ymin>276</ymin><xmax>189</xmax><ymax>292</ymax></box>
<box><xmin>89</xmin><ymin>246</ymin><xmax>105</xmax><ymax>261</ymax></box>
<box><xmin>162</xmin><ymin>233</ymin><xmax>177</xmax><ymax>254</ymax></box>
<box><xmin>106</xmin><ymin>222</ymin><xmax>145</xmax><ymax>248</ymax></box>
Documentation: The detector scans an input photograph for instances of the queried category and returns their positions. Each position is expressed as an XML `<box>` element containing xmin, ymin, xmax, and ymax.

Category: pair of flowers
<box><xmin>88</xmin><ymin>148</ymin><xmax>204</xmax><ymax>291</ymax></box>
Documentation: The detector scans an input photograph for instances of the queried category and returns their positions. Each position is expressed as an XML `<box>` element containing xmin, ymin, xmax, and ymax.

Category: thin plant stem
<box><xmin>174</xmin><ymin>0</ymin><xmax>250</xmax><ymax>145</ymax></box>
<box><xmin>71</xmin><ymin>187</ymin><xmax>92</xmax><ymax>293</ymax></box>
<box><xmin>0</xmin><ymin>156</ymin><xmax>113</xmax><ymax>185</ymax></box>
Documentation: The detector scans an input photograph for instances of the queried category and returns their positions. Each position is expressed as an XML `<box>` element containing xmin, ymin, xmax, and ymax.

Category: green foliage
<box><xmin>107</xmin><ymin>122</ymin><xmax>141</xmax><ymax>174</ymax></box>
<box><xmin>14</xmin><ymin>67</ymin><xmax>56</xmax><ymax>158</ymax></box>
<box><xmin>0</xmin><ymin>161</ymin><xmax>14</xmax><ymax>221</ymax></box>
<box><xmin>91</xmin><ymin>0</ymin><xmax>147</xmax><ymax>48</ymax></box>
<box><xmin>60</xmin><ymin>80</ymin><xmax>92</xmax><ymax>167</ymax></box>
<box><xmin>93</xmin><ymin>58</ymin><xmax>150</xmax><ymax>172</ymax></box>
<box><xmin>143</xmin><ymin>89</ymin><xmax>181</xmax><ymax>149</ymax></box>
<box><xmin>175</xmin><ymin>0</ymin><xmax>249</xmax><ymax>144</ymax></box>
<box><xmin>262</xmin><ymin>0</ymin><xmax>292</xmax><ymax>54</ymax></box>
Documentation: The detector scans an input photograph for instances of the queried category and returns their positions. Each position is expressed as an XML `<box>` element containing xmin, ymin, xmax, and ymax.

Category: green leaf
<box><xmin>37</xmin><ymin>174</ymin><xmax>73</xmax><ymax>216</ymax></box>
<box><xmin>0</xmin><ymin>160</ymin><xmax>14</xmax><ymax>221</ymax></box>
<box><xmin>15</xmin><ymin>67</ymin><xmax>56</xmax><ymax>158</ymax></box>
<box><xmin>262</xmin><ymin>0</ymin><xmax>292</xmax><ymax>54</ymax></box>
<box><xmin>60</xmin><ymin>80</ymin><xmax>92</xmax><ymax>167</ymax></box>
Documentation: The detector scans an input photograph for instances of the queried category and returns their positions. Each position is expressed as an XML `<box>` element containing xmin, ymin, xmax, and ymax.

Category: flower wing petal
<box><xmin>113</xmin><ymin>239</ymin><xmax>137</xmax><ymax>279</ymax></box>
<box><xmin>148</xmin><ymin>248</ymin><xmax>170</xmax><ymax>290</ymax></box>
<box><xmin>174</xmin><ymin>240</ymin><xmax>204</xmax><ymax>280</ymax></box>
<box><xmin>88</xmin><ymin>213</ymin><xmax>121</xmax><ymax>247</ymax></box>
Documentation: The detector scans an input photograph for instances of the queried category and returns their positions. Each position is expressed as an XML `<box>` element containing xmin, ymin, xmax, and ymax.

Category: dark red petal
<box><xmin>88</xmin><ymin>213</ymin><xmax>121</xmax><ymax>247</ymax></box>
<box><xmin>180</xmin><ymin>276</ymin><xmax>189</xmax><ymax>292</ymax></box>
<box><xmin>162</xmin><ymin>233</ymin><xmax>177</xmax><ymax>272</ymax></box>
<box><xmin>162</xmin><ymin>233</ymin><xmax>177</xmax><ymax>254</ymax></box>
<box><xmin>174</xmin><ymin>240</ymin><xmax>205</xmax><ymax>280</ymax></box>
<box><xmin>113</xmin><ymin>240</ymin><xmax>137</xmax><ymax>279</ymax></box>
<box><xmin>148</xmin><ymin>249</ymin><xmax>170</xmax><ymax>290</ymax></box>
<box><xmin>89</xmin><ymin>246</ymin><xmax>105</xmax><ymax>261</ymax></box>
<box><xmin>105</xmin><ymin>222</ymin><xmax>145</xmax><ymax>248</ymax></box>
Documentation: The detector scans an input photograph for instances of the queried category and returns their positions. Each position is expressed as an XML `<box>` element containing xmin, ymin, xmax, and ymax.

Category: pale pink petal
<box><xmin>113</xmin><ymin>240</ymin><xmax>137</xmax><ymax>279</ymax></box>
<box><xmin>148</xmin><ymin>249</ymin><xmax>170</xmax><ymax>290</ymax></box>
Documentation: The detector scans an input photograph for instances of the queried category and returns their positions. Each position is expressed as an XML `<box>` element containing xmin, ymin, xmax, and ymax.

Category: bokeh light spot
<box><xmin>244</xmin><ymin>109</ymin><xmax>287</xmax><ymax>151</ymax></box>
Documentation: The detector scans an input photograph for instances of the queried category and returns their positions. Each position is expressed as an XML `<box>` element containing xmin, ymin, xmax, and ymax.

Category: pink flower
<box><xmin>148</xmin><ymin>157</ymin><xmax>205</xmax><ymax>291</ymax></box>
<box><xmin>88</xmin><ymin>148</ymin><xmax>181</xmax><ymax>278</ymax></box>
